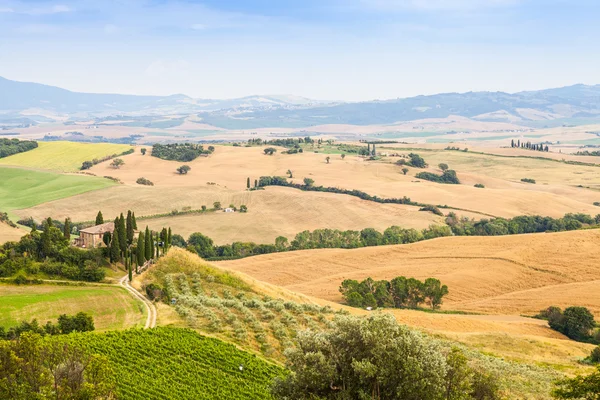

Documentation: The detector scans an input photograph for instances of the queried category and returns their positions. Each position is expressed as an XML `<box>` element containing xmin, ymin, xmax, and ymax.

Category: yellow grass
<box><xmin>16</xmin><ymin>185</ymin><xmax>442</xmax><ymax>245</ymax></box>
<box><xmin>0</xmin><ymin>141</ymin><xmax>132</xmax><ymax>172</ymax></box>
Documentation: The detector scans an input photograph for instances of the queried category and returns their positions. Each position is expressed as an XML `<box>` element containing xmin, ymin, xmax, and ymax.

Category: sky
<box><xmin>0</xmin><ymin>0</ymin><xmax>599</xmax><ymax>101</ymax></box>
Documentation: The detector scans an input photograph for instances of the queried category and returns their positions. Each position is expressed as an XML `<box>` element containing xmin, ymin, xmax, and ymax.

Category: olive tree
<box><xmin>272</xmin><ymin>313</ymin><xmax>449</xmax><ymax>400</ymax></box>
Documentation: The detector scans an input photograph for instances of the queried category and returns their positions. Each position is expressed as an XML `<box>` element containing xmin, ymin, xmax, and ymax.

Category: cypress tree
<box><xmin>63</xmin><ymin>218</ymin><xmax>71</xmax><ymax>240</ymax></box>
<box><xmin>254</xmin><ymin>179</ymin><xmax>258</xmax><ymax>188</ymax></box>
<box><xmin>118</xmin><ymin>213</ymin><xmax>127</xmax><ymax>254</ymax></box>
<box><xmin>247</xmin><ymin>177</ymin><xmax>250</xmax><ymax>189</ymax></box>
<box><xmin>145</xmin><ymin>227</ymin><xmax>152</xmax><ymax>261</ymax></box>
<box><xmin>128</xmin><ymin>250</ymin><xmax>133</xmax><ymax>281</ymax></box>
<box><xmin>137</xmin><ymin>232</ymin><xmax>145</xmax><ymax>267</ymax></box>
<box><xmin>126</xmin><ymin>210</ymin><xmax>134</xmax><ymax>245</ymax></box>
<box><xmin>110</xmin><ymin>230</ymin><xmax>120</xmax><ymax>263</ymax></box>
<box><xmin>46</xmin><ymin>217</ymin><xmax>53</xmax><ymax>227</ymax></box>
<box><xmin>511</xmin><ymin>139</ymin><xmax>515</xmax><ymax>148</ymax></box>
<box><xmin>96</xmin><ymin>211</ymin><xmax>104</xmax><ymax>225</ymax></box>
<box><xmin>132</xmin><ymin>212</ymin><xmax>138</xmax><ymax>230</ymax></box>
<box><xmin>151</xmin><ymin>232</ymin><xmax>156</xmax><ymax>259</ymax></box>
<box><xmin>167</xmin><ymin>227</ymin><xmax>172</xmax><ymax>250</ymax></box>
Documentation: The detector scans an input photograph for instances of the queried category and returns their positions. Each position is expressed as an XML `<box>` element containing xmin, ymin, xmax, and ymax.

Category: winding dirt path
<box><xmin>119</xmin><ymin>274</ymin><xmax>157</xmax><ymax>328</ymax></box>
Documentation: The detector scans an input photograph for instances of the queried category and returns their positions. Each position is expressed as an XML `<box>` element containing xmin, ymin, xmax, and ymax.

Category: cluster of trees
<box><xmin>0</xmin><ymin>218</ymin><xmax>106</xmax><ymax>281</ymax></box>
<box><xmin>446</xmin><ymin>212</ymin><xmax>600</xmax><ymax>236</ymax></box>
<box><xmin>537</xmin><ymin>306</ymin><xmax>599</xmax><ymax>343</ymax></box>
<box><xmin>0</xmin><ymin>138</ymin><xmax>38</xmax><ymax>158</ymax></box>
<box><xmin>340</xmin><ymin>277</ymin><xmax>449</xmax><ymax>310</ymax></box>
<box><xmin>264</xmin><ymin>147</ymin><xmax>277</xmax><ymax>155</ymax></box>
<box><xmin>0</xmin><ymin>312</ymin><xmax>94</xmax><ymax>340</ymax></box>
<box><xmin>151</xmin><ymin>143</ymin><xmax>214</xmax><ymax>162</ymax></box>
<box><xmin>396</xmin><ymin>153</ymin><xmax>428</xmax><ymax>168</ymax></box>
<box><xmin>358</xmin><ymin>143</ymin><xmax>378</xmax><ymax>157</ymax></box>
<box><xmin>273</xmin><ymin>314</ymin><xmax>501</xmax><ymax>400</ymax></box>
<box><xmin>416</xmin><ymin>170</ymin><xmax>461</xmax><ymax>184</ymax></box>
<box><xmin>0</xmin><ymin>332</ymin><xmax>115</xmax><ymax>399</ymax></box>
<box><xmin>101</xmin><ymin>210</ymin><xmax>172</xmax><ymax>276</ymax></box>
<box><xmin>80</xmin><ymin>148</ymin><xmax>134</xmax><ymax>170</ymax></box>
<box><xmin>511</xmin><ymin>139</ymin><xmax>549</xmax><ymax>152</ymax></box>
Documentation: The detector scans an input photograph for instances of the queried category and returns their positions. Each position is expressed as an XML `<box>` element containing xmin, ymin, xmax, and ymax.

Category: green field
<box><xmin>0</xmin><ymin>141</ymin><xmax>132</xmax><ymax>172</ymax></box>
<box><xmin>0</xmin><ymin>167</ymin><xmax>115</xmax><ymax>217</ymax></box>
<box><xmin>0</xmin><ymin>283</ymin><xmax>144</xmax><ymax>330</ymax></box>
<box><xmin>55</xmin><ymin>327</ymin><xmax>283</xmax><ymax>399</ymax></box>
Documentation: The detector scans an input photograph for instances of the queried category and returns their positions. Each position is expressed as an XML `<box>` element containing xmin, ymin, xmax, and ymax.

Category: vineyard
<box><xmin>54</xmin><ymin>327</ymin><xmax>283</xmax><ymax>399</ymax></box>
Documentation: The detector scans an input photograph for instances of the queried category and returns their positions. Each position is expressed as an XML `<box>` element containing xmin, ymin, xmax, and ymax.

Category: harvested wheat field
<box><xmin>0</xmin><ymin>222</ymin><xmax>25</xmax><ymax>244</ymax></box>
<box><xmin>217</xmin><ymin>229</ymin><xmax>600</xmax><ymax>317</ymax></box>
<box><xmin>79</xmin><ymin>144</ymin><xmax>600</xmax><ymax>218</ymax></box>
<box><xmin>16</xmin><ymin>185</ymin><xmax>441</xmax><ymax>244</ymax></box>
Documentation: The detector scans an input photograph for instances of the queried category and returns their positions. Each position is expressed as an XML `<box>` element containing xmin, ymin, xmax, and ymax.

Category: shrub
<box><xmin>521</xmin><ymin>178</ymin><xmax>536</xmax><ymax>184</ymax></box>
<box><xmin>589</xmin><ymin>347</ymin><xmax>600</xmax><ymax>363</ymax></box>
<box><xmin>136</xmin><ymin>177</ymin><xmax>154</xmax><ymax>186</ymax></box>
<box><xmin>474</xmin><ymin>183</ymin><xmax>485</xmax><ymax>188</ymax></box>
<box><xmin>419</xmin><ymin>205</ymin><xmax>444</xmax><ymax>216</ymax></box>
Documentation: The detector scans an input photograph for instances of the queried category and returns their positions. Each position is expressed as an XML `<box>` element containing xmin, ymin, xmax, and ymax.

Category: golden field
<box><xmin>216</xmin><ymin>229</ymin><xmax>600</xmax><ymax>317</ymax></box>
<box><xmin>13</xmin><ymin>143</ymin><xmax>600</xmax><ymax>237</ymax></box>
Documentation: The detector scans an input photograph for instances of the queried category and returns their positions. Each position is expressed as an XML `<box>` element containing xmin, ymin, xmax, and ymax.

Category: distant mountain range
<box><xmin>1</xmin><ymin>76</ymin><xmax>600</xmax><ymax>129</ymax></box>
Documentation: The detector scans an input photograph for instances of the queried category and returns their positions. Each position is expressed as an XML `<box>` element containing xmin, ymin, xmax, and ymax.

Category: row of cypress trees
<box><xmin>95</xmin><ymin>210</ymin><xmax>172</xmax><ymax>281</ymax></box>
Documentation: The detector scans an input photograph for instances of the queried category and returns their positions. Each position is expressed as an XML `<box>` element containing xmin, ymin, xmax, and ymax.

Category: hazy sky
<box><xmin>0</xmin><ymin>0</ymin><xmax>599</xmax><ymax>100</ymax></box>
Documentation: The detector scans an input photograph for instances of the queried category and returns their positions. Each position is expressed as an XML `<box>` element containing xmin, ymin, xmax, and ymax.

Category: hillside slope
<box><xmin>217</xmin><ymin>229</ymin><xmax>600</xmax><ymax>317</ymax></box>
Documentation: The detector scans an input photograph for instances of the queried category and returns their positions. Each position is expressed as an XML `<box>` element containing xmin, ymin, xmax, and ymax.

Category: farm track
<box><xmin>119</xmin><ymin>274</ymin><xmax>157</xmax><ymax>329</ymax></box>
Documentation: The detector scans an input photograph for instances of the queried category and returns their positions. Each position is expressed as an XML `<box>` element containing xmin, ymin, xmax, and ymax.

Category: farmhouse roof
<box><xmin>79</xmin><ymin>222</ymin><xmax>115</xmax><ymax>235</ymax></box>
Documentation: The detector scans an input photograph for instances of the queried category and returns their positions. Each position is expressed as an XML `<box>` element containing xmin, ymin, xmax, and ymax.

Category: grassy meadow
<box><xmin>0</xmin><ymin>167</ymin><xmax>115</xmax><ymax>218</ymax></box>
<box><xmin>0</xmin><ymin>283</ymin><xmax>145</xmax><ymax>331</ymax></box>
<box><xmin>0</xmin><ymin>141</ymin><xmax>132</xmax><ymax>172</ymax></box>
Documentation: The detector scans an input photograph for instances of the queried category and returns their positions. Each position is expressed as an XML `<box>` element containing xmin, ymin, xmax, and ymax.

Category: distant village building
<box><xmin>223</xmin><ymin>208</ymin><xmax>235</xmax><ymax>213</ymax></box>
<box><xmin>74</xmin><ymin>222</ymin><xmax>114</xmax><ymax>248</ymax></box>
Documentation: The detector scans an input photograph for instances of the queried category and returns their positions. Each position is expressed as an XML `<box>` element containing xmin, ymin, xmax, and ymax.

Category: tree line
<box><xmin>0</xmin><ymin>138</ymin><xmax>38</xmax><ymax>158</ymax></box>
<box><xmin>446</xmin><ymin>212</ymin><xmax>600</xmax><ymax>236</ymax></box>
<box><xmin>0</xmin><ymin>312</ymin><xmax>95</xmax><ymax>340</ymax></box>
<box><xmin>178</xmin><ymin>210</ymin><xmax>600</xmax><ymax>263</ymax></box>
<box><xmin>340</xmin><ymin>276</ymin><xmax>449</xmax><ymax>310</ymax></box>
<box><xmin>151</xmin><ymin>143</ymin><xmax>214</xmax><ymax>162</ymax></box>
<box><xmin>80</xmin><ymin>148</ymin><xmax>134</xmax><ymax>170</ymax></box>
